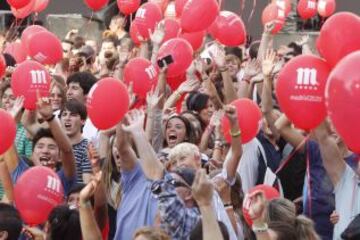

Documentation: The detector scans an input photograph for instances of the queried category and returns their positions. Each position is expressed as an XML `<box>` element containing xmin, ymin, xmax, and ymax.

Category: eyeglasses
<box><xmin>167</xmin><ymin>179</ymin><xmax>191</xmax><ymax>189</ymax></box>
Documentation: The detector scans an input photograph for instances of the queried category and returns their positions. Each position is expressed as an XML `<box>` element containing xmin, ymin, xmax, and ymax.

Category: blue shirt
<box><xmin>303</xmin><ymin>140</ymin><xmax>334</xmax><ymax>240</ymax></box>
<box><xmin>11</xmin><ymin>158</ymin><xmax>76</xmax><ymax>196</ymax></box>
<box><xmin>114</xmin><ymin>162</ymin><xmax>158</xmax><ymax>240</ymax></box>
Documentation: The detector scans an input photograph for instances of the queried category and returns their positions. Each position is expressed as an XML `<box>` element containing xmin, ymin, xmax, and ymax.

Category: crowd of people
<box><xmin>0</xmin><ymin>2</ymin><xmax>359</xmax><ymax>240</ymax></box>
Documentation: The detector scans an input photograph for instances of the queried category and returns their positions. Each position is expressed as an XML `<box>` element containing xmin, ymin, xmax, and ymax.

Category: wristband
<box><xmin>219</xmin><ymin>66</ymin><xmax>228</xmax><ymax>72</ymax></box>
<box><xmin>224</xmin><ymin>203</ymin><xmax>233</xmax><ymax>208</ymax></box>
<box><xmin>45</xmin><ymin>114</ymin><xmax>56</xmax><ymax>122</ymax></box>
<box><xmin>229</xmin><ymin>129</ymin><xmax>241</xmax><ymax>138</ymax></box>
<box><xmin>252</xmin><ymin>223</ymin><xmax>268</xmax><ymax>233</ymax></box>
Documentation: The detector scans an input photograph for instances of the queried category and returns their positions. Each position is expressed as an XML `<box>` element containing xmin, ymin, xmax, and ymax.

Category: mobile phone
<box><xmin>157</xmin><ymin>55</ymin><xmax>174</xmax><ymax>68</ymax></box>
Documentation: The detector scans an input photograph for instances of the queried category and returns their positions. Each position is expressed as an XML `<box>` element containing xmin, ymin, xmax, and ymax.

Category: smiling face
<box><xmin>32</xmin><ymin>137</ymin><xmax>60</xmax><ymax>171</ymax></box>
<box><xmin>199</xmin><ymin>100</ymin><xmax>214</xmax><ymax>125</ymax></box>
<box><xmin>66</xmin><ymin>82</ymin><xmax>85</xmax><ymax>103</ymax></box>
<box><xmin>60</xmin><ymin>109</ymin><xmax>84</xmax><ymax>138</ymax></box>
<box><xmin>166</xmin><ymin>117</ymin><xmax>187</xmax><ymax>148</ymax></box>
<box><xmin>50</xmin><ymin>85</ymin><xmax>64</xmax><ymax>111</ymax></box>
<box><xmin>1</xmin><ymin>87</ymin><xmax>15</xmax><ymax>112</ymax></box>
<box><xmin>226</xmin><ymin>55</ymin><xmax>241</xmax><ymax>77</ymax></box>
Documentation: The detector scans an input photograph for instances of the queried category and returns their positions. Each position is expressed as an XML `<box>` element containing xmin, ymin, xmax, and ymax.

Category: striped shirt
<box><xmin>73</xmin><ymin>138</ymin><xmax>92</xmax><ymax>183</ymax></box>
<box><xmin>0</xmin><ymin>183</ymin><xmax>3</xmax><ymax>200</ymax></box>
<box><xmin>15</xmin><ymin>123</ymin><xmax>33</xmax><ymax>158</ymax></box>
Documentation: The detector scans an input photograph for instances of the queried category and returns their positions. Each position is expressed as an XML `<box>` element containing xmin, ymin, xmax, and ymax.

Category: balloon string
<box><xmin>247</xmin><ymin>0</ymin><xmax>256</xmax><ymax>22</ymax></box>
<box><xmin>240</xmin><ymin>0</ymin><xmax>245</xmax><ymax>16</ymax></box>
<box><xmin>306</xmin><ymin>140</ymin><xmax>312</xmax><ymax>218</ymax></box>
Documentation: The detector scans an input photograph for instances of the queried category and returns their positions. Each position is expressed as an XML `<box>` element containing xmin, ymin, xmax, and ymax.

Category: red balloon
<box><xmin>276</xmin><ymin>55</ymin><xmax>330</xmax><ymax>130</ymax></box>
<box><xmin>87</xmin><ymin>78</ymin><xmax>129</xmax><ymax>130</ymax></box>
<box><xmin>129</xmin><ymin>23</ymin><xmax>141</xmax><ymax>46</ymax></box>
<box><xmin>14</xmin><ymin>166</ymin><xmax>64</xmax><ymax>225</ymax></box>
<box><xmin>272</xmin><ymin>0</ymin><xmax>291</xmax><ymax>16</ymax></box>
<box><xmin>162</xmin><ymin>18</ymin><xmax>181</xmax><ymax>43</ymax></box>
<box><xmin>0</xmin><ymin>55</ymin><xmax>6</xmax><ymax>79</ymax></box>
<box><xmin>149</xmin><ymin>0</ymin><xmax>169</xmax><ymax>13</ymax></box>
<box><xmin>33</xmin><ymin>0</ymin><xmax>49</xmax><ymax>13</ymax></box>
<box><xmin>21</xmin><ymin>25</ymin><xmax>47</xmax><ymax>55</ymax></box>
<box><xmin>134</xmin><ymin>2</ymin><xmax>163</xmax><ymax>40</ymax></box>
<box><xmin>297</xmin><ymin>0</ymin><xmax>317</xmax><ymax>20</ymax></box>
<box><xmin>175</xmin><ymin>0</ymin><xmax>187</xmax><ymax>17</ymax></box>
<box><xmin>7</xmin><ymin>0</ymin><xmax>31</xmax><ymax>9</ymax></box>
<box><xmin>11</xmin><ymin>0</ymin><xmax>35</xmax><ymax>19</ymax></box>
<box><xmin>317</xmin><ymin>12</ymin><xmax>360</xmax><ymax>68</ymax></box>
<box><xmin>11</xmin><ymin>60</ymin><xmax>51</xmax><ymax>110</ymax></box>
<box><xmin>262</xmin><ymin>3</ymin><xmax>286</xmax><ymax>34</ymax></box>
<box><xmin>4</xmin><ymin>42</ymin><xmax>27</xmax><ymax>63</ymax></box>
<box><xmin>179</xmin><ymin>31</ymin><xmax>205</xmax><ymax>52</ymax></box>
<box><xmin>210</xmin><ymin>11</ymin><xmax>246</xmax><ymax>47</ymax></box>
<box><xmin>84</xmin><ymin>0</ymin><xmax>109</xmax><ymax>11</ymax></box>
<box><xmin>317</xmin><ymin>0</ymin><xmax>335</xmax><ymax>17</ymax></box>
<box><xmin>0</xmin><ymin>109</ymin><xmax>16</xmax><ymax>155</ymax></box>
<box><xmin>242</xmin><ymin>185</ymin><xmax>280</xmax><ymax>226</ymax></box>
<box><xmin>28</xmin><ymin>31</ymin><xmax>63</xmax><ymax>65</ymax></box>
<box><xmin>181</xmin><ymin>0</ymin><xmax>219</xmax><ymax>32</ymax></box>
<box><xmin>167</xmin><ymin>73</ymin><xmax>186</xmax><ymax>91</ymax></box>
<box><xmin>325</xmin><ymin>51</ymin><xmax>360</xmax><ymax>153</ymax></box>
<box><xmin>123</xmin><ymin>58</ymin><xmax>158</xmax><ymax>99</ymax></box>
<box><xmin>157</xmin><ymin>38</ymin><xmax>193</xmax><ymax>77</ymax></box>
<box><xmin>221</xmin><ymin>98</ymin><xmax>262</xmax><ymax>144</ymax></box>
<box><xmin>117</xmin><ymin>0</ymin><xmax>141</xmax><ymax>15</ymax></box>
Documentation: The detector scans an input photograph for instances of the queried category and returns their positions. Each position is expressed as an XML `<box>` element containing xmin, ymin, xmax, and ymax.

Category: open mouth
<box><xmin>64</xmin><ymin>122</ymin><xmax>72</xmax><ymax>130</ymax></box>
<box><xmin>168</xmin><ymin>133</ymin><xmax>178</xmax><ymax>144</ymax></box>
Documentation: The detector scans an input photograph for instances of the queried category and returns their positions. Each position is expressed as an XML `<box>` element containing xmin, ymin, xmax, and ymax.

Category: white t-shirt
<box><xmin>83</xmin><ymin>118</ymin><xmax>99</xmax><ymax>147</ymax></box>
<box><xmin>213</xmin><ymin>191</ymin><xmax>241</xmax><ymax>240</ymax></box>
<box><xmin>237</xmin><ymin>138</ymin><xmax>261</xmax><ymax>193</ymax></box>
<box><xmin>333</xmin><ymin>165</ymin><xmax>360</xmax><ymax>240</ymax></box>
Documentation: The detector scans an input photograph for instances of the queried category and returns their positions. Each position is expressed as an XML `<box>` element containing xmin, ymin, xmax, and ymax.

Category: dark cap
<box><xmin>172</xmin><ymin>168</ymin><xmax>196</xmax><ymax>186</ymax></box>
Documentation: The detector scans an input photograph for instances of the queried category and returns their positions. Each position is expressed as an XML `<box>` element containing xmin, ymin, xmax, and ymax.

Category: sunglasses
<box><xmin>167</xmin><ymin>179</ymin><xmax>191</xmax><ymax>189</ymax></box>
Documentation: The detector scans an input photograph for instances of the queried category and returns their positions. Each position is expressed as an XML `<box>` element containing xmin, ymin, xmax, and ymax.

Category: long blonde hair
<box><xmin>101</xmin><ymin>136</ymin><xmax>122</xmax><ymax>208</ymax></box>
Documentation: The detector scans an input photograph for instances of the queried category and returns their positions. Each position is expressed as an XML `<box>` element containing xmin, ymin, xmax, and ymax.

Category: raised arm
<box><xmin>314</xmin><ymin>120</ymin><xmax>346</xmax><ymax>186</ymax></box>
<box><xmin>145</xmin><ymin>88</ymin><xmax>163</xmax><ymax>143</ymax></box>
<box><xmin>0</xmin><ymin>160</ymin><xmax>14</xmax><ymax>203</ymax></box>
<box><xmin>122</xmin><ymin>109</ymin><xmax>164</xmax><ymax>180</ymax></box>
<box><xmin>210</xmin><ymin>45</ymin><xmax>237</xmax><ymax>104</ymax></box>
<box><xmin>257</xmin><ymin>22</ymin><xmax>275</xmax><ymax>62</ymax></box>
<box><xmin>79</xmin><ymin>172</ymin><xmax>103</xmax><ymax>240</ymax></box>
<box><xmin>223</xmin><ymin>105</ymin><xmax>242</xmax><ymax>181</ymax></box>
<box><xmin>261</xmin><ymin>49</ymin><xmax>280</xmax><ymax>140</ymax></box>
<box><xmin>237</xmin><ymin>59</ymin><xmax>261</xmax><ymax>99</ymax></box>
<box><xmin>192</xmin><ymin>169</ymin><xmax>224</xmax><ymax>240</ymax></box>
<box><xmin>115</xmin><ymin>120</ymin><xmax>137</xmax><ymax>172</ymax></box>
<box><xmin>149</xmin><ymin>21</ymin><xmax>165</xmax><ymax>66</ymax></box>
<box><xmin>36</xmin><ymin>94</ymin><xmax>76</xmax><ymax>179</ymax></box>
<box><xmin>163</xmin><ymin>78</ymin><xmax>200</xmax><ymax>110</ymax></box>
<box><xmin>274</xmin><ymin>114</ymin><xmax>305</xmax><ymax>150</ymax></box>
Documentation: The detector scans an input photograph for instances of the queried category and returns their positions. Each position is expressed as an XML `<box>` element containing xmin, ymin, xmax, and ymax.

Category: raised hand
<box><xmin>9</xmin><ymin>96</ymin><xmax>24</xmax><ymax>118</ymax></box>
<box><xmin>296</xmin><ymin>35</ymin><xmax>310</xmax><ymax>46</ymax></box>
<box><xmin>243</xmin><ymin>59</ymin><xmax>261</xmax><ymax>80</ymax></box>
<box><xmin>149</xmin><ymin>21</ymin><xmax>166</xmax><ymax>45</ymax></box>
<box><xmin>209</xmin><ymin>43</ymin><xmax>226</xmax><ymax>68</ymax></box>
<box><xmin>122</xmin><ymin>109</ymin><xmax>145</xmax><ymax>134</ymax></box>
<box><xmin>36</xmin><ymin>90</ymin><xmax>53</xmax><ymax>121</ymax></box>
<box><xmin>262</xmin><ymin>49</ymin><xmax>276</xmax><ymax>77</ymax></box>
<box><xmin>209</xmin><ymin>110</ymin><xmax>224</xmax><ymax>128</ymax></box>
<box><xmin>146</xmin><ymin>87</ymin><xmax>163</xmax><ymax>111</ymax></box>
<box><xmin>177</xmin><ymin>78</ymin><xmax>200</xmax><ymax>94</ymax></box>
<box><xmin>264</xmin><ymin>21</ymin><xmax>275</xmax><ymax>34</ymax></box>
<box><xmin>127</xmin><ymin>82</ymin><xmax>137</xmax><ymax>108</ymax></box>
<box><xmin>192</xmin><ymin>169</ymin><xmax>213</xmax><ymax>207</ymax></box>
<box><xmin>79</xmin><ymin>171</ymin><xmax>102</xmax><ymax>204</ymax></box>
<box><xmin>245</xmin><ymin>190</ymin><xmax>267</xmax><ymax>224</ymax></box>
<box><xmin>224</xmin><ymin>105</ymin><xmax>238</xmax><ymax>124</ymax></box>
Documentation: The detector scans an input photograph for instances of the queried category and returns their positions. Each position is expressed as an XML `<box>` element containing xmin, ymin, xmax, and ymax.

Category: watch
<box><xmin>151</xmin><ymin>180</ymin><xmax>164</xmax><ymax>195</ymax></box>
<box><xmin>252</xmin><ymin>223</ymin><xmax>268</xmax><ymax>233</ymax></box>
